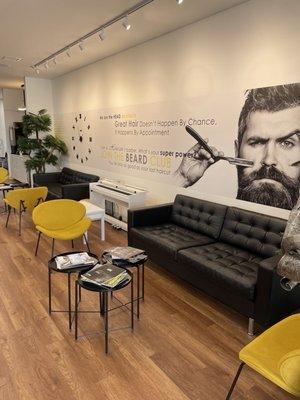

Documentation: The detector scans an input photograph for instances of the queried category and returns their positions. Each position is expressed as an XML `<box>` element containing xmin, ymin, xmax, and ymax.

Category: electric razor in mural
<box><xmin>176</xmin><ymin>83</ymin><xmax>300</xmax><ymax>210</ymax></box>
<box><xmin>71</xmin><ymin>113</ymin><xmax>93</xmax><ymax>164</ymax></box>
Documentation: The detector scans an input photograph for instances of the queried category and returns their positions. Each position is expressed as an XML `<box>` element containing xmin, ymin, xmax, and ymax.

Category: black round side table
<box><xmin>74</xmin><ymin>269</ymin><xmax>134</xmax><ymax>354</ymax></box>
<box><xmin>48</xmin><ymin>251</ymin><xmax>98</xmax><ymax>330</ymax></box>
<box><xmin>102</xmin><ymin>251</ymin><xmax>148</xmax><ymax>319</ymax></box>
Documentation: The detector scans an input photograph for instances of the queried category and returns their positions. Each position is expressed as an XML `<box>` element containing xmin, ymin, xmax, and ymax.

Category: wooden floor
<box><xmin>0</xmin><ymin>210</ymin><xmax>293</xmax><ymax>400</ymax></box>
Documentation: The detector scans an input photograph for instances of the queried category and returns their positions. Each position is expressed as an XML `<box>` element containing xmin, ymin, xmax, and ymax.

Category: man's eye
<box><xmin>248</xmin><ymin>140</ymin><xmax>264</xmax><ymax>147</ymax></box>
<box><xmin>280</xmin><ymin>140</ymin><xmax>294</xmax><ymax>149</ymax></box>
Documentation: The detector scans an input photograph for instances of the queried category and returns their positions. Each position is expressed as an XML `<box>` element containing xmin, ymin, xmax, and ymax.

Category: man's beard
<box><xmin>237</xmin><ymin>165</ymin><xmax>300</xmax><ymax>210</ymax></box>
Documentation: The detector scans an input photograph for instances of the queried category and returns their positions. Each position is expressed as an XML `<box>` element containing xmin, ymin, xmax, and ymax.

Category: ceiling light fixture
<box><xmin>122</xmin><ymin>15</ymin><xmax>131</xmax><ymax>31</ymax></box>
<box><xmin>176</xmin><ymin>0</ymin><xmax>184</xmax><ymax>4</ymax></box>
<box><xmin>99</xmin><ymin>29</ymin><xmax>106</xmax><ymax>41</ymax></box>
<box><xmin>53</xmin><ymin>58</ymin><xmax>57</xmax><ymax>65</ymax></box>
<box><xmin>31</xmin><ymin>0</ymin><xmax>154</xmax><ymax>71</ymax></box>
<box><xmin>44</xmin><ymin>62</ymin><xmax>49</xmax><ymax>69</ymax></box>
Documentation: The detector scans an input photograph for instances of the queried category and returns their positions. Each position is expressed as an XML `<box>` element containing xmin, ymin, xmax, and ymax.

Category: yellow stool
<box><xmin>227</xmin><ymin>314</ymin><xmax>300</xmax><ymax>398</ymax></box>
<box><xmin>32</xmin><ymin>199</ymin><xmax>92</xmax><ymax>257</ymax></box>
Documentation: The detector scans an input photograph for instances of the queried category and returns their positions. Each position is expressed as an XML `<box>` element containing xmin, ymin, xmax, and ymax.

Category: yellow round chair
<box><xmin>32</xmin><ymin>199</ymin><xmax>92</xmax><ymax>257</ymax></box>
<box><xmin>226</xmin><ymin>314</ymin><xmax>300</xmax><ymax>398</ymax></box>
<box><xmin>4</xmin><ymin>186</ymin><xmax>48</xmax><ymax>235</ymax></box>
<box><xmin>0</xmin><ymin>167</ymin><xmax>8</xmax><ymax>183</ymax></box>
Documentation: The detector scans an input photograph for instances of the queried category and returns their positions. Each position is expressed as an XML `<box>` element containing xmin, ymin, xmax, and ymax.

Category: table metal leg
<box><xmin>104</xmin><ymin>292</ymin><xmax>108</xmax><ymax>354</ymax></box>
<box><xmin>131</xmin><ymin>278</ymin><xmax>134</xmax><ymax>331</ymax></box>
<box><xmin>137</xmin><ymin>266</ymin><xmax>140</xmax><ymax>319</ymax></box>
<box><xmin>141</xmin><ymin>263</ymin><xmax>145</xmax><ymax>301</ymax></box>
<box><xmin>75</xmin><ymin>281</ymin><xmax>78</xmax><ymax>340</ymax></box>
<box><xmin>68</xmin><ymin>272</ymin><xmax>71</xmax><ymax>330</ymax></box>
<box><xmin>48</xmin><ymin>268</ymin><xmax>52</xmax><ymax>315</ymax></box>
<box><xmin>100</xmin><ymin>292</ymin><xmax>105</xmax><ymax>316</ymax></box>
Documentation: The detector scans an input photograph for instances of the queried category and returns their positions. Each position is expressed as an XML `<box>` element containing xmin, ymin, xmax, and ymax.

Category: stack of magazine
<box><xmin>55</xmin><ymin>252</ymin><xmax>98</xmax><ymax>270</ymax></box>
<box><xmin>80</xmin><ymin>263</ymin><xmax>129</xmax><ymax>288</ymax></box>
<box><xmin>102</xmin><ymin>246</ymin><xmax>147</xmax><ymax>266</ymax></box>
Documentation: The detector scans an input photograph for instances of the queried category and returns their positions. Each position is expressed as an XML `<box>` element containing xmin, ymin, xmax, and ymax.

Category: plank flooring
<box><xmin>0</xmin><ymin>210</ymin><xmax>293</xmax><ymax>399</ymax></box>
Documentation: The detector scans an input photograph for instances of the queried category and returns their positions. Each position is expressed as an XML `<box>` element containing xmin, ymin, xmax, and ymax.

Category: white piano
<box><xmin>89</xmin><ymin>179</ymin><xmax>147</xmax><ymax>231</ymax></box>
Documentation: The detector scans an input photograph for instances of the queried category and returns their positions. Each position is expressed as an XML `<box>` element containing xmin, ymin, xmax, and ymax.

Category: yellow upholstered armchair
<box><xmin>0</xmin><ymin>167</ymin><xmax>8</xmax><ymax>183</ymax></box>
<box><xmin>226</xmin><ymin>314</ymin><xmax>300</xmax><ymax>398</ymax></box>
<box><xmin>32</xmin><ymin>199</ymin><xmax>91</xmax><ymax>257</ymax></box>
<box><xmin>4</xmin><ymin>186</ymin><xmax>48</xmax><ymax>235</ymax></box>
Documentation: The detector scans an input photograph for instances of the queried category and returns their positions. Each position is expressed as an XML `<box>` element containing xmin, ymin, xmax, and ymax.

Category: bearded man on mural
<box><xmin>175</xmin><ymin>83</ymin><xmax>300</xmax><ymax>210</ymax></box>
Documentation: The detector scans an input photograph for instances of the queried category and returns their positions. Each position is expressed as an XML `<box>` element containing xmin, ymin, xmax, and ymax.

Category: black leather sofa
<box><xmin>128</xmin><ymin>194</ymin><xmax>300</xmax><ymax>329</ymax></box>
<box><xmin>33</xmin><ymin>167</ymin><xmax>99</xmax><ymax>201</ymax></box>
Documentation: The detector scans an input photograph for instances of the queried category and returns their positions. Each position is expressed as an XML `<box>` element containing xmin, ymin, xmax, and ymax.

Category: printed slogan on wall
<box><xmin>55</xmin><ymin>83</ymin><xmax>300</xmax><ymax>210</ymax></box>
<box><xmin>100</xmin><ymin>113</ymin><xmax>217</xmax><ymax>177</ymax></box>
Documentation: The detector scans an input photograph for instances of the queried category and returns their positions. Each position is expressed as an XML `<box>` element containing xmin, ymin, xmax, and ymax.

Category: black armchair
<box><xmin>33</xmin><ymin>167</ymin><xmax>99</xmax><ymax>201</ymax></box>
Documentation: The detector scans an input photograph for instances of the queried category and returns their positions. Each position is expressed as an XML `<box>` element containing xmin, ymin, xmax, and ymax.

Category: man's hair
<box><xmin>237</xmin><ymin>83</ymin><xmax>300</xmax><ymax>152</ymax></box>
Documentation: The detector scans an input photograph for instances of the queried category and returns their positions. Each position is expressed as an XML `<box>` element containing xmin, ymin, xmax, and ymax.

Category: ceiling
<box><xmin>0</xmin><ymin>0</ymin><xmax>248</xmax><ymax>88</ymax></box>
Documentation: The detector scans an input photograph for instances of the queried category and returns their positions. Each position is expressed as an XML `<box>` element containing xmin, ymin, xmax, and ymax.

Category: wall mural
<box><xmin>54</xmin><ymin>82</ymin><xmax>300</xmax><ymax>210</ymax></box>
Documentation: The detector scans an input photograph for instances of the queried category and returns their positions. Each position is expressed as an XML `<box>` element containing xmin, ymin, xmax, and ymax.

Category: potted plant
<box><xmin>18</xmin><ymin>109</ymin><xmax>67</xmax><ymax>173</ymax></box>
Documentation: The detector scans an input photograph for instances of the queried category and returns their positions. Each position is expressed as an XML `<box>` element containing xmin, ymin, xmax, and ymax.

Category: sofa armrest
<box><xmin>128</xmin><ymin>203</ymin><xmax>173</xmax><ymax>229</ymax></box>
<box><xmin>255</xmin><ymin>252</ymin><xmax>300</xmax><ymax>327</ymax></box>
<box><xmin>61</xmin><ymin>183</ymin><xmax>90</xmax><ymax>201</ymax></box>
<box><xmin>33</xmin><ymin>172</ymin><xmax>61</xmax><ymax>185</ymax></box>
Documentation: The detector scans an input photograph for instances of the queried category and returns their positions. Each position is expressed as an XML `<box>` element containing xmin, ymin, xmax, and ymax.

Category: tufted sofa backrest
<box><xmin>59</xmin><ymin>167</ymin><xmax>99</xmax><ymax>185</ymax></box>
<box><xmin>171</xmin><ymin>194</ymin><xmax>227</xmax><ymax>239</ymax></box>
<box><xmin>220</xmin><ymin>207</ymin><xmax>286</xmax><ymax>258</ymax></box>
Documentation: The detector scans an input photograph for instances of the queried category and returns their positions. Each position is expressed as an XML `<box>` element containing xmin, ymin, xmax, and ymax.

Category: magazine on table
<box><xmin>103</xmin><ymin>246</ymin><xmax>146</xmax><ymax>265</ymax></box>
<box><xmin>55</xmin><ymin>252</ymin><xmax>98</xmax><ymax>270</ymax></box>
<box><xmin>81</xmin><ymin>263</ymin><xmax>129</xmax><ymax>288</ymax></box>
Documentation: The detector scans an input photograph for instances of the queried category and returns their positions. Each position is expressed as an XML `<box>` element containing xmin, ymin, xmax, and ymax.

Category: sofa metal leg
<box><xmin>83</xmin><ymin>234</ymin><xmax>90</xmax><ymax>252</ymax></box>
<box><xmin>226</xmin><ymin>362</ymin><xmax>245</xmax><ymax>400</ymax></box>
<box><xmin>248</xmin><ymin>317</ymin><xmax>255</xmax><ymax>336</ymax></box>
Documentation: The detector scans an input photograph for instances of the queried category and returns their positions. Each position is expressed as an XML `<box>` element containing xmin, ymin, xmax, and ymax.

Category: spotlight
<box><xmin>176</xmin><ymin>0</ymin><xmax>184</xmax><ymax>4</ymax></box>
<box><xmin>36</xmin><ymin>68</ymin><xmax>40</xmax><ymax>75</ymax></box>
<box><xmin>122</xmin><ymin>15</ymin><xmax>131</xmax><ymax>30</ymax></box>
<box><xmin>53</xmin><ymin>58</ymin><xmax>57</xmax><ymax>65</ymax></box>
<box><xmin>99</xmin><ymin>29</ymin><xmax>106</xmax><ymax>41</ymax></box>
<box><xmin>78</xmin><ymin>42</ymin><xmax>84</xmax><ymax>51</ymax></box>
<box><xmin>66</xmin><ymin>49</ymin><xmax>71</xmax><ymax>58</ymax></box>
<box><xmin>44</xmin><ymin>62</ymin><xmax>49</xmax><ymax>69</ymax></box>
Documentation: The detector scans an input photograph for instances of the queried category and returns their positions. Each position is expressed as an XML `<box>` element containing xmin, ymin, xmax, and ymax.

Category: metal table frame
<box><xmin>74</xmin><ymin>273</ymin><xmax>134</xmax><ymax>354</ymax></box>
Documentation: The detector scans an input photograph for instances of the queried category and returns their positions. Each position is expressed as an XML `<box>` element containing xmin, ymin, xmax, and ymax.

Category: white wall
<box><xmin>25</xmin><ymin>77</ymin><xmax>54</xmax><ymax>128</ymax></box>
<box><xmin>51</xmin><ymin>0</ymin><xmax>300</xmax><ymax>219</ymax></box>
<box><xmin>0</xmin><ymin>90</ymin><xmax>5</xmax><ymax>157</ymax></box>
<box><xmin>2</xmin><ymin>88</ymin><xmax>24</xmax><ymax>157</ymax></box>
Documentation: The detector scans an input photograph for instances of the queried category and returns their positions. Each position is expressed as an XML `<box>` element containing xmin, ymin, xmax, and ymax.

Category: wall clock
<box><xmin>71</xmin><ymin>113</ymin><xmax>92</xmax><ymax>164</ymax></box>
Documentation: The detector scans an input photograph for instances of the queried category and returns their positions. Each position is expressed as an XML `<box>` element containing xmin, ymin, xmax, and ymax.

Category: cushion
<box><xmin>279</xmin><ymin>350</ymin><xmax>300</xmax><ymax>392</ymax></box>
<box><xmin>130</xmin><ymin>223</ymin><xmax>215</xmax><ymax>260</ymax></box>
<box><xmin>46</xmin><ymin>183</ymin><xmax>62</xmax><ymax>199</ymax></box>
<box><xmin>220</xmin><ymin>207</ymin><xmax>285</xmax><ymax>258</ymax></box>
<box><xmin>171</xmin><ymin>194</ymin><xmax>227</xmax><ymax>239</ymax></box>
<box><xmin>178</xmin><ymin>242</ymin><xmax>263</xmax><ymax>300</ymax></box>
